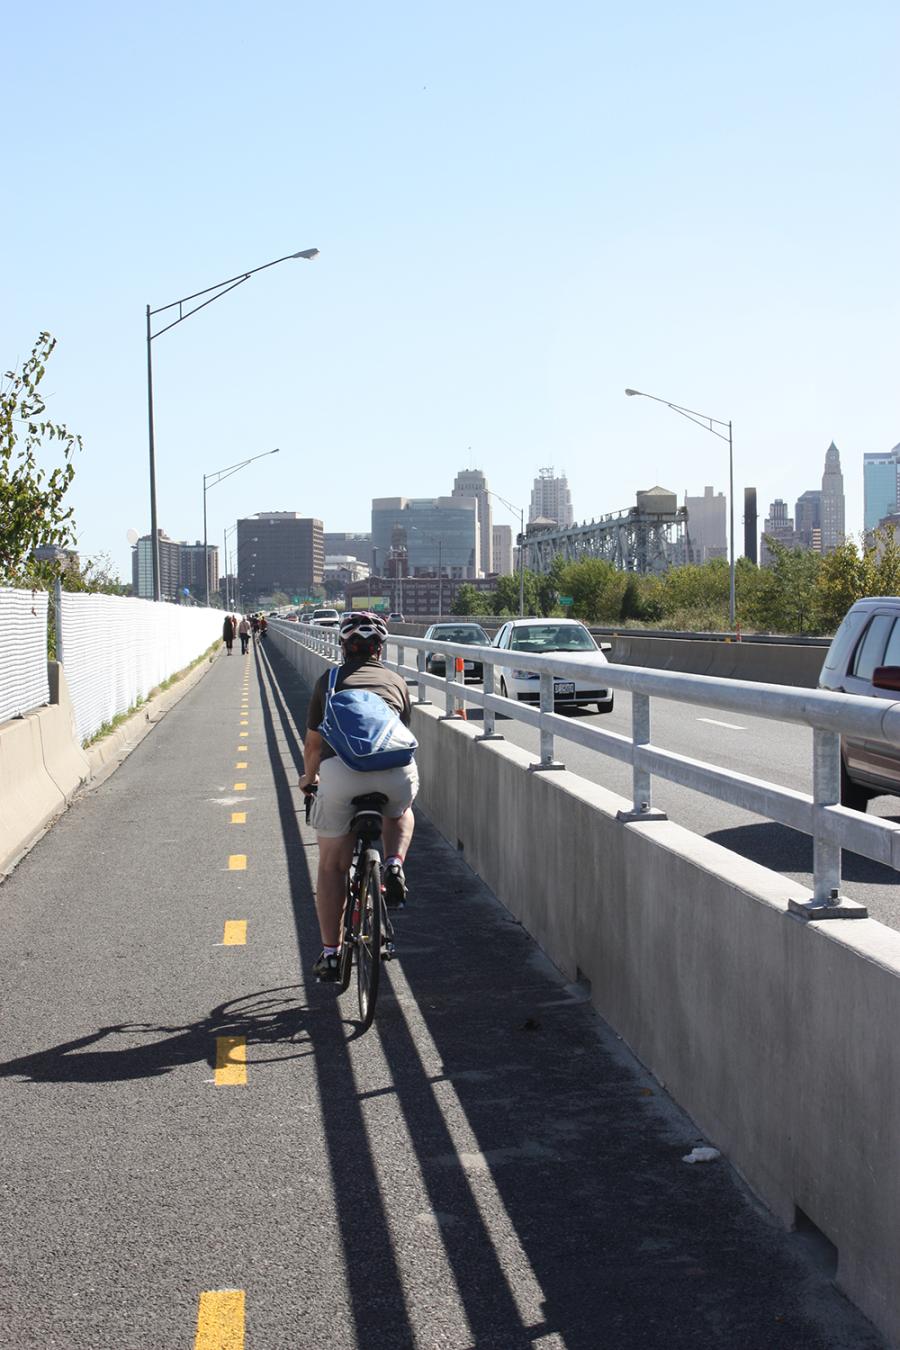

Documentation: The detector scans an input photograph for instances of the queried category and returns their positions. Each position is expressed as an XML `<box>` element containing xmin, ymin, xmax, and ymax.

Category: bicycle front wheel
<box><xmin>357</xmin><ymin>853</ymin><xmax>382</xmax><ymax>1029</ymax></box>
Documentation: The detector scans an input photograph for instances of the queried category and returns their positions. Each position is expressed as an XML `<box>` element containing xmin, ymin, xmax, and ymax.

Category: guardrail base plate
<box><xmin>788</xmin><ymin>896</ymin><xmax>869</xmax><ymax>920</ymax></box>
<box><xmin>475</xmin><ymin>732</ymin><xmax>504</xmax><ymax>743</ymax></box>
<box><xmin>528</xmin><ymin>761</ymin><xmax>566</xmax><ymax>773</ymax></box>
<box><xmin>617</xmin><ymin>807</ymin><xmax>668</xmax><ymax>823</ymax></box>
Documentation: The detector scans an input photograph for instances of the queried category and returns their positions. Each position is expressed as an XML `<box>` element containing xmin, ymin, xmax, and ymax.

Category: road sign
<box><xmin>560</xmin><ymin>595</ymin><xmax>574</xmax><ymax>606</ymax></box>
<box><xmin>292</xmin><ymin>596</ymin><xmax>300</xmax><ymax>604</ymax></box>
<box><xmin>371</xmin><ymin>599</ymin><xmax>388</xmax><ymax>611</ymax></box>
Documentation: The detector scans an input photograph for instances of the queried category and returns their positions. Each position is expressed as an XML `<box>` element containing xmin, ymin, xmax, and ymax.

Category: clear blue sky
<box><xmin>4</xmin><ymin>0</ymin><xmax>898</xmax><ymax>579</ymax></box>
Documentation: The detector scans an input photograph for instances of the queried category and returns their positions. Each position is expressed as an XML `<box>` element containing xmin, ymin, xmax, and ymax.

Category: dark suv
<box><xmin>819</xmin><ymin>597</ymin><xmax>900</xmax><ymax>810</ymax></box>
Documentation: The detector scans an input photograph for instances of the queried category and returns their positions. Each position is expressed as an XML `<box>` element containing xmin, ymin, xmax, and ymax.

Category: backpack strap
<box><xmin>324</xmin><ymin>665</ymin><xmax>339</xmax><ymax>715</ymax></box>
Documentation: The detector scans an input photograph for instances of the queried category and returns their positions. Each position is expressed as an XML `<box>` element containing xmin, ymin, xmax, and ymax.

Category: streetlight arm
<box><xmin>204</xmin><ymin>447</ymin><xmax>280</xmax><ymax>492</ymax></box>
<box><xmin>148</xmin><ymin>248</ymin><xmax>319</xmax><ymax>339</ymax></box>
<box><xmin>625</xmin><ymin>388</ymin><xmax>730</xmax><ymax>441</ymax></box>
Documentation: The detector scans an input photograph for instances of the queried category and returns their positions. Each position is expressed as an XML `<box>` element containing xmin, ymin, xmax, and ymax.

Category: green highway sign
<box><xmin>560</xmin><ymin>595</ymin><xmax>574</xmax><ymax>606</ymax></box>
<box><xmin>292</xmin><ymin>595</ymin><xmax>301</xmax><ymax>604</ymax></box>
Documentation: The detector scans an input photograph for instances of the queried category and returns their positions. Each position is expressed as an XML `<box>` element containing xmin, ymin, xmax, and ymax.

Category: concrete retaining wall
<box><xmin>270</xmin><ymin>623</ymin><xmax>900</xmax><ymax>1346</ymax></box>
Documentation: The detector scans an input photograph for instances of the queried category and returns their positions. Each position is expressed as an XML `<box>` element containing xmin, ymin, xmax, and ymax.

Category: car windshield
<box><xmin>510</xmin><ymin>624</ymin><xmax>595</xmax><ymax>652</ymax></box>
<box><xmin>431</xmin><ymin>626</ymin><xmax>488</xmax><ymax>643</ymax></box>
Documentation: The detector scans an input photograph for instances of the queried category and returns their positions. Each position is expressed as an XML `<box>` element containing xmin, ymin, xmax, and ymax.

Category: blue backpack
<box><xmin>318</xmin><ymin>667</ymin><xmax>418</xmax><ymax>772</ymax></box>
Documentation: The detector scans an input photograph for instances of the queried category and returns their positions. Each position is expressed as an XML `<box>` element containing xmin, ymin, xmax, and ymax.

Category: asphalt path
<box><xmin>0</xmin><ymin>643</ymin><xmax>886</xmax><ymax>1348</ymax></box>
<box><xmin>444</xmin><ymin>680</ymin><xmax>900</xmax><ymax>931</ymax></box>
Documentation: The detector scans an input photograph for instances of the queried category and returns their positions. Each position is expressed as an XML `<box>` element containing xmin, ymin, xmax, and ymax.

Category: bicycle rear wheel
<box><xmin>357</xmin><ymin>853</ymin><xmax>382</xmax><ymax>1029</ymax></box>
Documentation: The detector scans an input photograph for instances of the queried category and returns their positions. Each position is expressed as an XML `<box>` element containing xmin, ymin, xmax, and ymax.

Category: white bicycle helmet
<box><xmin>339</xmin><ymin>610</ymin><xmax>388</xmax><ymax>657</ymax></box>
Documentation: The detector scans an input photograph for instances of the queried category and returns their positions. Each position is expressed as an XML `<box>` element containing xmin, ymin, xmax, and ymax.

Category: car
<box><xmin>492</xmin><ymin>617</ymin><xmax>614</xmax><ymax>713</ymax></box>
<box><xmin>312</xmin><ymin>607</ymin><xmax>340</xmax><ymax>628</ymax></box>
<box><xmin>423</xmin><ymin>622</ymin><xmax>491</xmax><ymax>681</ymax></box>
<box><xmin>388</xmin><ymin>612</ymin><xmax>405</xmax><ymax>623</ymax></box>
<box><xmin>818</xmin><ymin>596</ymin><xmax>900</xmax><ymax>810</ymax></box>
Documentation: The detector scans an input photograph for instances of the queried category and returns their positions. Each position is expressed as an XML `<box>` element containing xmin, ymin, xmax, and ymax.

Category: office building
<box><xmin>821</xmin><ymin>441</ymin><xmax>845</xmax><ymax>553</ymax></box>
<box><xmin>529</xmin><ymin>468</ymin><xmax>573</xmax><ymax>528</ymax></box>
<box><xmin>744</xmin><ymin>488</ymin><xmax>758</xmax><ymax>565</ymax></box>
<box><xmin>794</xmin><ymin>491</ymin><xmax>822</xmax><ymax>552</ymax></box>
<box><xmin>760</xmin><ymin>500</ymin><xmax>795</xmax><ymax>566</ymax></box>
<box><xmin>324</xmin><ymin>532</ymin><xmax>371</xmax><ymax>565</ymax></box>
<box><xmin>452</xmin><ymin>468</ymin><xmax>492</xmax><ymax>575</ymax></box>
<box><xmin>493</xmin><ymin>524</ymin><xmax>513</xmax><ymax>576</ymax></box>
<box><xmin>237</xmin><ymin>512</ymin><xmax>323</xmax><ymax>606</ymax></box>
<box><xmin>864</xmin><ymin>448</ymin><xmax>900</xmax><ymax>535</ymax></box>
<box><xmin>180</xmin><ymin>541</ymin><xmax>219</xmax><ymax>600</ymax></box>
<box><xmin>684</xmin><ymin>486</ymin><xmax>727</xmax><ymax>563</ymax></box>
<box><xmin>371</xmin><ymin>497</ymin><xmax>478</xmax><ymax>580</ymax></box>
<box><xmin>131</xmin><ymin>530</ymin><xmax>182</xmax><ymax>601</ymax></box>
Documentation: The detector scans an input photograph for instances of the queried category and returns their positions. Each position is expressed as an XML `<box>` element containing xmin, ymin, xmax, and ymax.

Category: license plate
<box><xmin>464</xmin><ymin>661</ymin><xmax>474</xmax><ymax>670</ymax></box>
<box><xmin>554</xmin><ymin>681</ymin><xmax>576</xmax><ymax>696</ymax></box>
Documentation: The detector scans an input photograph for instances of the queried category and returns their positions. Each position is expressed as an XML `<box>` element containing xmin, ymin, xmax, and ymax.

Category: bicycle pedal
<box><xmin>382</xmin><ymin>943</ymin><xmax>396</xmax><ymax>960</ymax></box>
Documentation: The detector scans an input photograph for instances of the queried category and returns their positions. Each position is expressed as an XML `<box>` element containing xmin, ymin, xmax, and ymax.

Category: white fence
<box><xmin>0</xmin><ymin>589</ymin><xmax>50</xmax><ymax>724</ymax></box>
<box><xmin>59</xmin><ymin>593</ymin><xmax>224</xmax><ymax>745</ymax></box>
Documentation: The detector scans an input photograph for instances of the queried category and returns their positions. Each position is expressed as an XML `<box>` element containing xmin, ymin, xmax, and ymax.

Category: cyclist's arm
<box><xmin>300</xmin><ymin>727</ymin><xmax>323</xmax><ymax>788</ymax></box>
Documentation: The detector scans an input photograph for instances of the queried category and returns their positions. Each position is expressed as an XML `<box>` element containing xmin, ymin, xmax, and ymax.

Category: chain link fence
<box><xmin>0</xmin><ymin>589</ymin><xmax>50</xmax><ymax>724</ymax></box>
<box><xmin>59</xmin><ymin>593</ymin><xmax>223</xmax><ymax>745</ymax></box>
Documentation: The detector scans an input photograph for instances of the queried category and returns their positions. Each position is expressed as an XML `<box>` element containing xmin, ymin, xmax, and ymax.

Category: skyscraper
<box><xmin>529</xmin><ymin>468</ymin><xmax>573</xmax><ymax>528</ymax></box>
<box><xmin>821</xmin><ymin>442</ymin><xmax>845</xmax><ymax>553</ymax></box>
<box><xmin>760</xmin><ymin>500</ymin><xmax>795</xmax><ymax>565</ymax></box>
<box><xmin>864</xmin><ymin>448</ymin><xmax>900</xmax><ymax>534</ymax></box>
<box><xmin>237</xmin><ymin>512</ymin><xmax>323</xmax><ymax>605</ymax></box>
<box><xmin>794</xmin><ymin>490</ymin><xmax>822</xmax><ymax>552</ymax></box>
<box><xmin>492</xmin><ymin>524</ymin><xmax>513</xmax><ymax>575</ymax></box>
<box><xmin>744</xmin><ymin>488</ymin><xmax>758</xmax><ymax>565</ymax></box>
<box><xmin>452</xmin><ymin>469</ymin><xmax>492</xmax><ymax>575</ymax></box>
<box><xmin>371</xmin><ymin>497</ymin><xmax>478</xmax><ymax>579</ymax></box>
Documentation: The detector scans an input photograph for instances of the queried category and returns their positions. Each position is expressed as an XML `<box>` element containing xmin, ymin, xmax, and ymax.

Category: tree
<box><xmin>0</xmin><ymin>334</ymin><xmax>81</xmax><ymax>584</ymax></box>
<box><xmin>452</xmin><ymin>583</ymin><xmax>488</xmax><ymax>616</ymax></box>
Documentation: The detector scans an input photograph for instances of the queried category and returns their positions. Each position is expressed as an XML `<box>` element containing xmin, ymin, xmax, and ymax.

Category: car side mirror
<box><xmin>872</xmin><ymin>666</ymin><xmax>900</xmax><ymax>691</ymax></box>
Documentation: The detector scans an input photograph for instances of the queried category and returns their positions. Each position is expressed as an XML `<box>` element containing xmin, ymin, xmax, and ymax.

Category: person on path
<box><xmin>222</xmin><ymin>614</ymin><xmax>235</xmax><ymax>654</ymax></box>
<box><xmin>238</xmin><ymin>616</ymin><xmax>251</xmax><ymax>655</ymax></box>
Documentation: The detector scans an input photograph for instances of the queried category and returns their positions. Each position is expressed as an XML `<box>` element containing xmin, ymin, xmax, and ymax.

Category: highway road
<box><xmin>0</xmin><ymin>643</ymin><xmax>885</xmax><ymax>1348</ymax></box>
<box><xmin>443</xmin><ymin>680</ymin><xmax>900</xmax><ymax>931</ymax></box>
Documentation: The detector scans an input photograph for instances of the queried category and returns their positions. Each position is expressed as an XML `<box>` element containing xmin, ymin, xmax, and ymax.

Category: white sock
<box><xmin>385</xmin><ymin>855</ymin><xmax>403</xmax><ymax>870</ymax></box>
<box><xmin>323</xmin><ymin>945</ymin><xmax>338</xmax><ymax>956</ymax></box>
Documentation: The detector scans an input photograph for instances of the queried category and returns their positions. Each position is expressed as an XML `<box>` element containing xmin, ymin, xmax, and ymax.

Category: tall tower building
<box><xmin>744</xmin><ymin>488</ymin><xmax>758</xmax><ymax>565</ymax></box>
<box><xmin>821</xmin><ymin>442</ymin><xmax>845</xmax><ymax>553</ymax></box>
<box><xmin>452</xmin><ymin>469</ymin><xmax>492</xmax><ymax>576</ymax></box>
<box><xmin>529</xmin><ymin>468</ymin><xmax>573</xmax><ymax>528</ymax></box>
<box><xmin>864</xmin><ymin>447</ymin><xmax>900</xmax><ymax>534</ymax></box>
<box><xmin>492</xmin><ymin>524</ymin><xmax>513</xmax><ymax>575</ymax></box>
<box><xmin>760</xmin><ymin>500</ymin><xmax>795</xmax><ymax>565</ymax></box>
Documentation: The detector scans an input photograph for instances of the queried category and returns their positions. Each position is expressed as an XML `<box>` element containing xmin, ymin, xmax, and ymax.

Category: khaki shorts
<box><xmin>311</xmin><ymin>756</ymin><xmax>419</xmax><ymax>838</ymax></box>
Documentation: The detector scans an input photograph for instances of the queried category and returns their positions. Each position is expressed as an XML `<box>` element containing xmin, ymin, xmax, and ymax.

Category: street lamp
<box><xmin>485</xmin><ymin>489</ymin><xmax>526</xmax><ymax>617</ymax></box>
<box><xmin>223</xmin><ymin>523</ymin><xmax>238</xmax><ymax>609</ymax></box>
<box><xmin>145</xmin><ymin>246</ymin><xmax>319</xmax><ymax>601</ymax></box>
<box><xmin>203</xmin><ymin>448</ymin><xmax>280</xmax><ymax>605</ymax></box>
<box><xmin>625</xmin><ymin>388</ymin><xmax>735</xmax><ymax>626</ymax></box>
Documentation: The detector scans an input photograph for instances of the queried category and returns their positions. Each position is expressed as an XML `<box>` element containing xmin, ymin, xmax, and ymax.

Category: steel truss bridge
<box><xmin>523</xmin><ymin>506</ymin><xmax>688</xmax><ymax>576</ymax></box>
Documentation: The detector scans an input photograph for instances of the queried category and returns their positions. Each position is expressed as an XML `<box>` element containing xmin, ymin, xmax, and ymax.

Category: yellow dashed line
<box><xmin>215</xmin><ymin>1036</ymin><xmax>247</xmax><ymax>1085</ymax></box>
<box><xmin>240</xmin><ymin>720</ymin><xmax>248</xmax><ymax>726</ymax></box>
<box><xmin>234</xmin><ymin>782</ymin><xmax>247</xmax><ymax>791</ymax></box>
<box><xmin>231</xmin><ymin>812</ymin><xmax>246</xmax><ymax>824</ymax></box>
<box><xmin>222</xmin><ymin>920</ymin><xmax>247</xmax><ymax>946</ymax></box>
<box><xmin>235</xmin><ymin>761</ymin><xmax>248</xmax><ymax>769</ymax></box>
<box><xmin>194</xmin><ymin>1289</ymin><xmax>245</xmax><ymax>1348</ymax></box>
<box><xmin>239</xmin><ymin>732</ymin><xmax>248</xmax><ymax>739</ymax></box>
<box><xmin>228</xmin><ymin>855</ymin><xmax>247</xmax><ymax>871</ymax></box>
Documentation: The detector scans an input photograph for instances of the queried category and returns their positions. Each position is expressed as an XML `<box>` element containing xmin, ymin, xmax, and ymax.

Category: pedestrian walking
<box><xmin>238</xmin><ymin>615</ymin><xmax>251</xmax><ymax>655</ymax></box>
<box><xmin>223</xmin><ymin>614</ymin><xmax>235</xmax><ymax>654</ymax></box>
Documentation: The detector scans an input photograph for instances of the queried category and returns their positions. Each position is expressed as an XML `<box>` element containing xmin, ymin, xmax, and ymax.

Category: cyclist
<box><xmin>300</xmin><ymin>611</ymin><xmax>417</xmax><ymax>982</ymax></box>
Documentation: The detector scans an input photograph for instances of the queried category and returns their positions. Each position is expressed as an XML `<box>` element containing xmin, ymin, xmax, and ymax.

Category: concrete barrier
<box><xmin>269</xmin><ymin>623</ymin><xmax>900</xmax><ymax>1346</ymax></box>
<box><xmin>0</xmin><ymin>664</ymin><xmax>90</xmax><ymax>875</ymax></box>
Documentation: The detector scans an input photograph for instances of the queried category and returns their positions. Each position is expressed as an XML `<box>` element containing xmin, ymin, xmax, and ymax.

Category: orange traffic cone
<box><xmin>454</xmin><ymin>658</ymin><xmax>467</xmax><ymax>718</ymax></box>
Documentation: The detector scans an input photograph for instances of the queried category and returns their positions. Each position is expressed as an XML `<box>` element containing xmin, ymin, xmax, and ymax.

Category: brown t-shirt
<box><xmin>306</xmin><ymin>658</ymin><xmax>412</xmax><ymax>762</ymax></box>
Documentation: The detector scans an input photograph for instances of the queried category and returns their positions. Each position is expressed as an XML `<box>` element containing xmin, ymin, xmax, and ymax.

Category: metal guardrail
<box><xmin>272</xmin><ymin>621</ymin><xmax>900</xmax><ymax>921</ymax></box>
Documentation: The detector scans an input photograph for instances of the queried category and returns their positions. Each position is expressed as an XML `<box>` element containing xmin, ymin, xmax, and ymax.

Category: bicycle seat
<box><xmin>351</xmin><ymin>792</ymin><xmax>389</xmax><ymax>809</ymax></box>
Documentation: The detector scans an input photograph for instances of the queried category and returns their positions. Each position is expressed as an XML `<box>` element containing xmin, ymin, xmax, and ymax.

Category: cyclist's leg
<box><xmin>382</xmin><ymin>808</ymin><xmax>414</xmax><ymax>864</ymax></box>
<box><xmin>314</xmin><ymin>833</ymin><xmax>355</xmax><ymax>947</ymax></box>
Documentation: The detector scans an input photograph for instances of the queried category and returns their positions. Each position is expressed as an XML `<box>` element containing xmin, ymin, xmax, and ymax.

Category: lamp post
<box><xmin>485</xmin><ymin>489</ymin><xmax>526</xmax><ymax>617</ymax></box>
<box><xmin>223</xmin><ymin>523</ymin><xmax>238</xmax><ymax>609</ymax></box>
<box><xmin>203</xmin><ymin>448</ymin><xmax>280</xmax><ymax>605</ymax></box>
<box><xmin>625</xmin><ymin>388</ymin><xmax>735</xmax><ymax>627</ymax></box>
<box><xmin>145</xmin><ymin>246</ymin><xmax>319</xmax><ymax>601</ymax></box>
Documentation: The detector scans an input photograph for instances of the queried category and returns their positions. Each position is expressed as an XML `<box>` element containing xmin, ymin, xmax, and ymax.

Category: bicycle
<box><xmin>304</xmin><ymin>786</ymin><xmax>396</xmax><ymax>1030</ymax></box>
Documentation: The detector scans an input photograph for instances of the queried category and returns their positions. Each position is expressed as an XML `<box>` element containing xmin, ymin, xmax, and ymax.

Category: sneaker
<box><xmin>383</xmin><ymin>862</ymin><xmax>407</xmax><ymax>909</ymax></box>
<box><xmin>313</xmin><ymin>949</ymin><xmax>340</xmax><ymax>983</ymax></box>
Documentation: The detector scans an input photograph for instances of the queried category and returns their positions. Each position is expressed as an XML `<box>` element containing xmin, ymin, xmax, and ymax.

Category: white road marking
<box><xmin>697</xmin><ymin>717</ymin><xmax>746</xmax><ymax>731</ymax></box>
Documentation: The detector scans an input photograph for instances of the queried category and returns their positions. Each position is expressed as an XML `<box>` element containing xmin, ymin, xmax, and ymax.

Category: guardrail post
<box><xmin>617</xmin><ymin>692</ymin><xmax>667</xmax><ymax>822</ymax></box>
<box><xmin>529</xmin><ymin>670</ymin><xmax>564</xmax><ymax>771</ymax></box>
<box><xmin>476</xmin><ymin>660</ymin><xmax>503</xmax><ymax>741</ymax></box>
<box><xmin>788</xmin><ymin>729</ymin><xmax>868</xmax><ymax>919</ymax></box>
<box><xmin>440</xmin><ymin>658</ymin><xmax>458</xmax><ymax>719</ymax></box>
<box><xmin>416</xmin><ymin>650</ymin><xmax>432</xmax><ymax>705</ymax></box>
